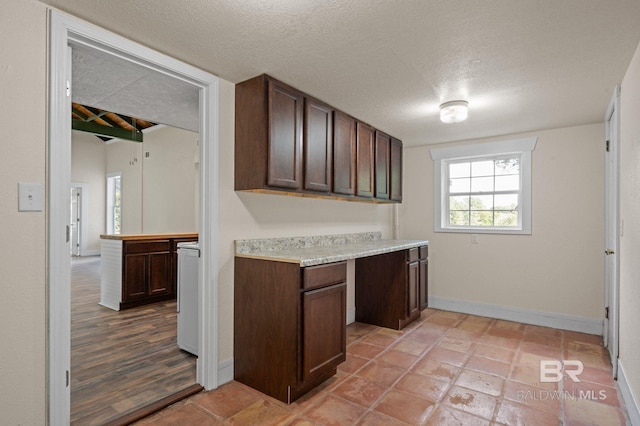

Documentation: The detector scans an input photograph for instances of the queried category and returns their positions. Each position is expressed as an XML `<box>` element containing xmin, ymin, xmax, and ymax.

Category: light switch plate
<box><xmin>18</xmin><ymin>182</ymin><xmax>44</xmax><ymax>212</ymax></box>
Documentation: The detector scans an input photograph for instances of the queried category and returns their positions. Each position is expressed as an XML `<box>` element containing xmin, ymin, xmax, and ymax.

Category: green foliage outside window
<box><xmin>448</xmin><ymin>156</ymin><xmax>520</xmax><ymax>228</ymax></box>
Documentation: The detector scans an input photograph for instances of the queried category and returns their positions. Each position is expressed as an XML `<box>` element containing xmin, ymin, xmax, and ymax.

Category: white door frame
<box><xmin>604</xmin><ymin>85</ymin><xmax>620</xmax><ymax>378</ymax></box>
<box><xmin>48</xmin><ymin>10</ymin><xmax>220</xmax><ymax>424</ymax></box>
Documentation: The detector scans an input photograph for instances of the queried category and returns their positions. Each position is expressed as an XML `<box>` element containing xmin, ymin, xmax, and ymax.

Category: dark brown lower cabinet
<box><xmin>120</xmin><ymin>237</ymin><xmax>197</xmax><ymax>310</ymax></box>
<box><xmin>407</xmin><ymin>258</ymin><xmax>420</xmax><ymax>321</ymax></box>
<box><xmin>234</xmin><ymin>246</ymin><xmax>427</xmax><ymax>401</ymax></box>
<box><xmin>234</xmin><ymin>258</ymin><xmax>346</xmax><ymax>403</ymax></box>
<box><xmin>355</xmin><ymin>246</ymin><xmax>428</xmax><ymax>330</ymax></box>
<box><xmin>301</xmin><ymin>283</ymin><xmax>346</xmax><ymax>383</ymax></box>
<box><xmin>124</xmin><ymin>251</ymin><xmax>172</xmax><ymax>299</ymax></box>
<box><xmin>122</xmin><ymin>240</ymin><xmax>171</xmax><ymax>308</ymax></box>
<box><xmin>419</xmin><ymin>246</ymin><xmax>429</xmax><ymax>310</ymax></box>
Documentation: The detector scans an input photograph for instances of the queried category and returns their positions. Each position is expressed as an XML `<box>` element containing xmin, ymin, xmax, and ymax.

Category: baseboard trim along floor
<box><xmin>617</xmin><ymin>360</ymin><xmax>640</xmax><ymax>426</ymax></box>
<box><xmin>429</xmin><ymin>296</ymin><xmax>603</xmax><ymax>335</ymax></box>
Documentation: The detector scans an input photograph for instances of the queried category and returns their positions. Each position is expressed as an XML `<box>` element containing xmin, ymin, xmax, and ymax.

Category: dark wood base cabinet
<box><xmin>355</xmin><ymin>246</ymin><xmax>428</xmax><ymax>330</ymax></box>
<box><xmin>234</xmin><ymin>258</ymin><xmax>347</xmax><ymax>403</ymax></box>
<box><xmin>121</xmin><ymin>237</ymin><xmax>197</xmax><ymax>310</ymax></box>
<box><xmin>418</xmin><ymin>246</ymin><xmax>429</xmax><ymax>311</ymax></box>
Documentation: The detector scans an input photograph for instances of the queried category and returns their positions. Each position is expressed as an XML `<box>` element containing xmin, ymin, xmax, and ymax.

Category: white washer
<box><xmin>177</xmin><ymin>242</ymin><xmax>199</xmax><ymax>356</ymax></box>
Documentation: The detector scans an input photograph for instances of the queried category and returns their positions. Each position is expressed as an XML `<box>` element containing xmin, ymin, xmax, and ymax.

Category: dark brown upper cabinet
<box><xmin>235</xmin><ymin>74</ymin><xmax>403</xmax><ymax>203</ymax></box>
<box><xmin>375</xmin><ymin>131</ymin><xmax>391</xmax><ymax>199</ymax></box>
<box><xmin>390</xmin><ymin>137</ymin><xmax>403</xmax><ymax>202</ymax></box>
<box><xmin>332</xmin><ymin>111</ymin><xmax>356</xmax><ymax>196</ymax></box>
<box><xmin>267</xmin><ymin>80</ymin><xmax>304</xmax><ymax>189</ymax></box>
<box><xmin>235</xmin><ymin>74</ymin><xmax>303</xmax><ymax>191</ymax></box>
<box><xmin>356</xmin><ymin>122</ymin><xmax>375</xmax><ymax>198</ymax></box>
<box><xmin>304</xmin><ymin>97</ymin><xmax>333</xmax><ymax>193</ymax></box>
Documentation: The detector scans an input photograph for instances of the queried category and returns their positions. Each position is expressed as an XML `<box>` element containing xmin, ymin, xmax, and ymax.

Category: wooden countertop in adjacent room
<box><xmin>100</xmin><ymin>233</ymin><xmax>198</xmax><ymax>241</ymax></box>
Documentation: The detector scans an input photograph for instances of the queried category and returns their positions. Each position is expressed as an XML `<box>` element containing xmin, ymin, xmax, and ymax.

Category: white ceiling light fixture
<box><xmin>439</xmin><ymin>100</ymin><xmax>469</xmax><ymax>124</ymax></box>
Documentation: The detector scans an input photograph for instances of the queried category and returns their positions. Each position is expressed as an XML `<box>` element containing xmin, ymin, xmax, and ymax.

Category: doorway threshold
<box><xmin>102</xmin><ymin>384</ymin><xmax>203</xmax><ymax>426</ymax></box>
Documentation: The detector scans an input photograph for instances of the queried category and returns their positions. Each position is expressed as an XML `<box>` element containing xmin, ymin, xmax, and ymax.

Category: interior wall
<box><xmin>399</xmin><ymin>123</ymin><xmax>605</xmax><ymax>321</ymax></box>
<box><xmin>216</xmin><ymin>78</ymin><xmax>395</xmax><ymax>363</ymax></box>
<box><xmin>71</xmin><ymin>130</ymin><xmax>106</xmax><ymax>252</ymax></box>
<box><xmin>141</xmin><ymin>125</ymin><xmax>198</xmax><ymax>233</ymax></box>
<box><xmin>0</xmin><ymin>0</ymin><xmax>47</xmax><ymax>424</ymax></box>
<box><xmin>619</xmin><ymin>38</ymin><xmax>640</xmax><ymax>418</ymax></box>
<box><xmin>105</xmin><ymin>139</ymin><xmax>143</xmax><ymax>233</ymax></box>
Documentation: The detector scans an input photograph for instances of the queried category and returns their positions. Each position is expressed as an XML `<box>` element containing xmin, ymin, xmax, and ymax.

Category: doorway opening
<box><xmin>69</xmin><ymin>122</ymin><xmax>201</xmax><ymax>423</ymax></box>
<box><xmin>49</xmin><ymin>10</ymin><xmax>220</xmax><ymax>424</ymax></box>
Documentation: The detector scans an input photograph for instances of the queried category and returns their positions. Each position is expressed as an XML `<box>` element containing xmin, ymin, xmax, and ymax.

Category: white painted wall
<box><xmin>399</xmin><ymin>124</ymin><xmax>605</xmax><ymax>322</ymax></box>
<box><xmin>0</xmin><ymin>1</ymin><xmax>47</xmax><ymax>424</ymax></box>
<box><xmin>104</xmin><ymin>126</ymin><xmax>199</xmax><ymax>234</ymax></box>
<box><xmin>71</xmin><ymin>130</ymin><xmax>106</xmax><ymax>253</ymax></box>
<box><xmin>141</xmin><ymin>126</ymin><xmax>198</xmax><ymax>233</ymax></box>
<box><xmin>619</xmin><ymin>38</ymin><xmax>640</xmax><ymax>423</ymax></box>
<box><xmin>105</xmin><ymin>139</ymin><xmax>143</xmax><ymax>233</ymax></box>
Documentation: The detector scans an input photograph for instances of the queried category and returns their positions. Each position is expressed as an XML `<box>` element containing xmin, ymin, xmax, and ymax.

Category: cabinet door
<box><xmin>390</xmin><ymin>137</ymin><xmax>403</xmax><ymax>202</ymax></box>
<box><xmin>419</xmin><ymin>258</ymin><xmax>428</xmax><ymax>310</ymax></box>
<box><xmin>333</xmin><ymin>111</ymin><xmax>356</xmax><ymax>195</ymax></box>
<box><xmin>304</xmin><ymin>98</ymin><xmax>333</xmax><ymax>192</ymax></box>
<box><xmin>123</xmin><ymin>254</ymin><xmax>147</xmax><ymax>301</ymax></box>
<box><xmin>268</xmin><ymin>80</ymin><xmax>303</xmax><ymax>189</ymax></box>
<box><xmin>407</xmin><ymin>261</ymin><xmax>420</xmax><ymax>321</ymax></box>
<box><xmin>356</xmin><ymin>122</ymin><xmax>375</xmax><ymax>198</ymax></box>
<box><xmin>375</xmin><ymin>131</ymin><xmax>391</xmax><ymax>199</ymax></box>
<box><xmin>148</xmin><ymin>251</ymin><xmax>171</xmax><ymax>296</ymax></box>
<box><xmin>301</xmin><ymin>283</ymin><xmax>346</xmax><ymax>383</ymax></box>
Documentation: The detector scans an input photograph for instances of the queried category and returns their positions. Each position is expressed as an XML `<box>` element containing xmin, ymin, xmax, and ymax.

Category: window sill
<box><xmin>435</xmin><ymin>227</ymin><xmax>531</xmax><ymax>235</ymax></box>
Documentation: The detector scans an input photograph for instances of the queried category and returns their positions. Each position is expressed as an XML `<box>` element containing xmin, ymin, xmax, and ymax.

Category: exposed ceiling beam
<box><xmin>72</xmin><ymin>119</ymin><xmax>143</xmax><ymax>142</ymax></box>
<box><xmin>72</xmin><ymin>103</ymin><xmax>113</xmax><ymax>127</ymax></box>
<box><xmin>104</xmin><ymin>111</ymin><xmax>138</xmax><ymax>132</ymax></box>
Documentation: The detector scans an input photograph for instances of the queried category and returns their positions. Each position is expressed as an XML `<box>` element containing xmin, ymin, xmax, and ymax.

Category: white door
<box><xmin>604</xmin><ymin>86</ymin><xmax>620</xmax><ymax>377</ymax></box>
<box><xmin>70</xmin><ymin>187</ymin><xmax>81</xmax><ymax>256</ymax></box>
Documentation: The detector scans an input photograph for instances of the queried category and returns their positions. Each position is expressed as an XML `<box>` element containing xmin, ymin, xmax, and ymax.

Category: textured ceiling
<box><xmin>44</xmin><ymin>0</ymin><xmax>640</xmax><ymax>146</ymax></box>
<box><xmin>71</xmin><ymin>43</ymin><xmax>199</xmax><ymax>132</ymax></box>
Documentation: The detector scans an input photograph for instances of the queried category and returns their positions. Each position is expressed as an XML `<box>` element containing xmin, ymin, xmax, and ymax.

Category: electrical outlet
<box><xmin>471</xmin><ymin>234</ymin><xmax>479</xmax><ymax>244</ymax></box>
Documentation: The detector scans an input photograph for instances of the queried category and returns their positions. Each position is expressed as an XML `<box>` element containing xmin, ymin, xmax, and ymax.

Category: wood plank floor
<box><xmin>71</xmin><ymin>256</ymin><xmax>197</xmax><ymax>425</ymax></box>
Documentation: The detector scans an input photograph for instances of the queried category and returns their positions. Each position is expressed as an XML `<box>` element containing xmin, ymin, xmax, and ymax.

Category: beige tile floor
<box><xmin>135</xmin><ymin>309</ymin><xmax>630</xmax><ymax>425</ymax></box>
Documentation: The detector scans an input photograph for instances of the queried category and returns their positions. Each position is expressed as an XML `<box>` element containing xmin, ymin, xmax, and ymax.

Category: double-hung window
<box><xmin>430</xmin><ymin>137</ymin><xmax>537</xmax><ymax>234</ymax></box>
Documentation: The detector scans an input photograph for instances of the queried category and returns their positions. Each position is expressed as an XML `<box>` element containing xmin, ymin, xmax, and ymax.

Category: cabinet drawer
<box><xmin>303</xmin><ymin>261</ymin><xmax>347</xmax><ymax>291</ymax></box>
<box><xmin>419</xmin><ymin>246</ymin><xmax>428</xmax><ymax>260</ymax></box>
<box><xmin>124</xmin><ymin>240</ymin><xmax>171</xmax><ymax>254</ymax></box>
<box><xmin>407</xmin><ymin>248</ymin><xmax>419</xmax><ymax>263</ymax></box>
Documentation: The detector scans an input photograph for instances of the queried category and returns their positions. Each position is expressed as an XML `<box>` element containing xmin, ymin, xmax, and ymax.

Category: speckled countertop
<box><xmin>235</xmin><ymin>232</ymin><xmax>429</xmax><ymax>267</ymax></box>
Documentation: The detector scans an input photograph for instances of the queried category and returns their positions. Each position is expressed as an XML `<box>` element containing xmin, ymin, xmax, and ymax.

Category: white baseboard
<box><xmin>98</xmin><ymin>301</ymin><xmax>119</xmax><ymax>311</ymax></box>
<box><xmin>618</xmin><ymin>360</ymin><xmax>640</xmax><ymax>426</ymax></box>
<box><xmin>429</xmin><ymin>296</ymin><xmax>603</xmax><ymax>335</ymax></box>
<box><xmin>217</xmin><ymin>357</ymin><xmax>234</xmax><ymax>386</ymax></box>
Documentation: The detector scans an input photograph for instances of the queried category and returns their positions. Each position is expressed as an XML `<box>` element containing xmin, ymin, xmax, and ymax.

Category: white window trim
<box><xmin>430</xmin><ymin>137</ymin><xmax>537</xmax><ymax>235</ymax></box>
